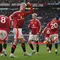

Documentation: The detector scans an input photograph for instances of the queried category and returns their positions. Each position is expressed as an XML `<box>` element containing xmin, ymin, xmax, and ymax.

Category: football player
<box><xmin>28</xmin><ymin>13</ymin><xmax>41</xmax><ymax>55</ymax></box>
<box><xmin>42</xmin><ymin>26</ymin><xmax>52</xmax><ymax>53</ymax></box>
<box><xmin>0</xmin><ymin>15</ymin><xmax>10</xmax><ymax>56</ymax></box>
<box><xmin>47</xmin><ymin>17</ymin><xmax>60</xmax><ymax>54</ymax></box>
<box><xmin>9</xmin><ymin>2</ymin><xmax>34</xmax><ymax>57</ymax></box>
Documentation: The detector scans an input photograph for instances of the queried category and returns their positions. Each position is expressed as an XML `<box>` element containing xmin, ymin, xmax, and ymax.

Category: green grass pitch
<box><xmin>0</xmin><ymin>44</ymin><xmax>60</xmax><ymax>60</ymax></box>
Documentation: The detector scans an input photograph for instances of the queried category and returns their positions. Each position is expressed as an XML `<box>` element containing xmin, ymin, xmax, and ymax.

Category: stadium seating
<box><xmin>0</xmin><ymin>0</ymin><xmax>60</xmax><ymax>3</ymax></box>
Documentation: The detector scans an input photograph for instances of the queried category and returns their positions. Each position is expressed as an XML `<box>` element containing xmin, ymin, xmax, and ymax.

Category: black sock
<box><xmin>46</xmin><ymin>43</ymin><xmax>49</xmax><ymax>48</ymax></box>
<box><xmin>36</xmin><ymin>44</ymin><xmax>39</xmax><ymax>52</ymax></box>
<box><xmin>3</xmin><ymin>43</ymin><xmax>7</xmax><ymax>49</ymax></box>
<box><xmin>55</xmin><ymin>43</ymin><xmax>58</xmax><ymax>49</ymax></box>
<box><xmin>11</xmin><ymin>45</ymin><xmax>16</xmax><ymax>53</ymax></box>
<box><xmin>36</xmin><ymin>41</ymin><xmax>39</xmax><ymax>52</ymax></box>
<box><xmin>21</xmin><ymin>43</ymin><xmax>26</xmax><ymax>52</ymax></box>
<box><xmin>0</xmin><ymin>44</ymin><xmax>2</xmax><ymax>53</ymax></box>
<box><xmin>29</xmin><ymin>43</ymin><xmax>34</xmax><ymax>50</ymax></box>
<box><xmin>49</xmin><ymin>44</ymin><xmax>52</xmax><ymax>51</ymax></box>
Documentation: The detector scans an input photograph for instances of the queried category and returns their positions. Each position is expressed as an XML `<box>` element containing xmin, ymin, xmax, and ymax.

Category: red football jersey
<box><xmin>9</xmin><ymin>4</ymin><xmax>33</xmax><ymax>28</ymax></box>
<box><xmin>0</xmin><ymin>15</ymin><xmax>10</xmax><ymax>33</ymax></box>
<box><xmin>28</xmin><ymin>19</ymin><xmax>41</xmax><ymax>35</ymax></box>
<box><xmin>47</xmin><ymin>20</ymin><xmax>60</xmax><ymax>35</ymax></box>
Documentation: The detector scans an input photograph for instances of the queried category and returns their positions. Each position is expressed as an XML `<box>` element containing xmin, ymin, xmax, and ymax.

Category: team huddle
<box><xmin>0</xmin><ymin>2</ymin><xmax>60</xmax><ymax>58</ymax></box>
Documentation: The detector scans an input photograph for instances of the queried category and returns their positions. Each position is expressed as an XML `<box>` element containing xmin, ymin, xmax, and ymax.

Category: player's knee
<box><xmin>28</xmin><ymin>40</ymin><xmax>32</xmax><ymax>44</ymax></box>
<box><xmin>20</xmin><ymin>38</ymin><xmax>25</xmax><ymax>43</ymax></box>
<box><xmin>12</xmin><ymin>45</ymin><xmax>16</xmax><ymax>49</ymax></box>
<box><xmin>49</xmin><ymin>41</ymin><xmax>52</xmax><ymax>44</ymax></box>
<box><xmin>3</xmin><ymin>40</ymin><xmax>6</xmax><ymax>44</ymax></box>
<box><xmin>54</xmin><ymin>40</ymin><xmax>58</xmax><ymax>43</ymax></box>
<box><xmin>35</xmin><ymin>41</ymin><xmax>38</xmax><ymax>44</ymax></box>
<box><xmin>21</xmin><ymin>43</ymin><xmax>25</xmax><ymax>47</ymax></box>
<box><xmin>13</xmin><ymin>40</ymin><xmax>17</xmax><ymax>45</ymax></box>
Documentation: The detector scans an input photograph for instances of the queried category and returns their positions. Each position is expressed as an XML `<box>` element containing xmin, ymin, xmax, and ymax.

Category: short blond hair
<box><xmin>20</xmin><ymin>3</ymin><xmax>26</xmax><ymax>7</ymax></box>
<box><xmin>32</xmin><ymin>13</ymin><xmax>37</xmax><ymax>17</ymax></box>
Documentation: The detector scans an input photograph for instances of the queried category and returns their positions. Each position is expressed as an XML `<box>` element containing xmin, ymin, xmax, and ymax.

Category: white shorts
<box><xmin>13</xmin><ymin>28</ymin><xmax>24</xmax><ymax>39</ymax></box>
<box><xmin>50</xmin><ymin>34</ymin><xmax>58</xmax><ymax>41</ymax></box>
<box><xmin>0</xmin><ymin>30</ymin><xmax>8</xmax><ymax>41</ymax></box>
<box><xmin>28</xmin><ymin>32</ymin><xmax>39</xmax><ymax>41</ymax></box>
<box><xmin>45</xmin><ymin>37</ymin><xmax>51</xmax><ymax>42</ymax></box>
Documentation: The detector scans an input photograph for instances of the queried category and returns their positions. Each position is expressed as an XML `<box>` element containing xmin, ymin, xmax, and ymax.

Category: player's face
<box><xmin>20</xmin><ymin>5</ymin><xmax>26</xmax><ymax>11</ymax></box>
<box><xmin>32</xmin><ymin>15</ymin><xmax>36</xmax><ymax>20</ymax></box>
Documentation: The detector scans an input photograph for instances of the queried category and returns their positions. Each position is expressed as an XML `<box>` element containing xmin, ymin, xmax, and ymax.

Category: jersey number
<box><xmin>51</xmin><ymin>23</ymin><xmax>58</xmax><ymax>29</ymax></box>
<box><xmin>1</xmin><ymin>17</ymin><xmax>6</xmax><ymax>23</ymax></box>
<box><xmin>47</xmin><ymin>30</ymin><xmax>50</xmax><ymax>34</ymax></box>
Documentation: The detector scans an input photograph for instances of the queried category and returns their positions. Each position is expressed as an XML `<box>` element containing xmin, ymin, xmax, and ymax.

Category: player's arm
<box><xmin>9</xmin><ymin>12</ymin><xmax>15</xmax><ymax>21</ymax></box>
<box><xmin>41</xmin><ymin>22</ymin><xmax>49</xmax><ymax>35</ymax></box>
<box><xmin>9</xmin><ymin>12</ymin><xmax>17</xmax><ymax>26</ymax></box>
<box><xmin>39</xmin><ymin>22</ymin><xmax>42</xmax><ymax>33</ymax></box>
<box><xmin>42</xmin><ymin>26</ymin><xmax>47</xmax><ymax>35</ymax></box>
<box><xmin>56</xmin><ymin>20</ymin><xmax>60</xmax><ymax>24</ymax></box>
<box><xmin>9</xmin><ymin>15</ymin><xmax>14</xmax><ymax>28</ymax></box>
<box><xmin>41</xmin><ymin>22</ymin><xmax>49</xmax><ymax>34</ymax></box>
<box><xmin>28</xmin><ymin>21</ymin><xmax>32</xmax><ymax>30</ymax></box>
<box><xmin>25</xmin><ymin>2</ymin><xmax>34</xmax><ymax>16</ymax></box>
<box><xmin>37</xmin><ymin>20</ymin><xmax>42</xmax><ymax>35</ymax></box>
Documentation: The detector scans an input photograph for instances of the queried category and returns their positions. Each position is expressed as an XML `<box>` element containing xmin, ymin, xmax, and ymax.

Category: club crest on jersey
<box><xmin>18</xmin><ymin>14</ymin><xmax>20</xmax><ymax>16</ymax></box>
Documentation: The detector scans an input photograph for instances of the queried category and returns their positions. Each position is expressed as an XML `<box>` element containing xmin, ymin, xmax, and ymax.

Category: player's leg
<box><xmin>28</xmin><ymin>33</ymin><xmax>34</xmax><ymax>51</ymax></box>
<box><xmin>2</xmin><ymin>40</ymin><xmax>7</xmax><ymax>56</ymax></box>
<box><xmin>28</xmin><ymin>33</ymin><xmax>35</xmax><ymax>55</ymax></box>
<box><xmin>48</xmin><ymin>41</ymin><xmax>52</xmax><ymax>53</ymax></box>
<box><xmin>46</xmin><ymin>43</ymin><xmax>49</xmax><ymax>50</ymax></box>
<box><xmin>48</xmin><ymin>35</ymin><xmax>53</xmax><ymax>53</ymax></box>
<box><xmin>45</xmin><ymin>37</ymin><xmax>49</xmax><ymax>51</ymax></box>
<box><xmin>55</xmin><ymin>42</ymin><xmax>58</xmax><ymax>54</ymax></box>
<box><xmin>28</xmin><ymin>40</ymin><xmax>35</xmax><ymax>55</ymax></box>
<box><xmin>10</xmin><ymin>28</ymin><xmax>18</xmax><ymax>57</ymax></box>
<box><xmin>10</xmin><ymin>39</ymin><xmax>17</xmax><ymax>57</ymax></box>
<box><xmin>54</xmin><ymin>35</ymin><xmax>58</xmax><ymax>54</ymax></box>
<box><xmin>46</xmin><ymin>42</ymin><xmax>49</xmax><ymax>51</ymax></box>
<box><xmin>0</xmin><ymin>30</ymin><xmax>2</xmax><ymax>55</ymax></box>
<box><xmin>2</xmin><ymin>33</ymin><xmax>8</xmax><ymax>56</ymax></box>
<box><xmin>35</xmin><ymin>35</ymin><xmax>40</xmax><ymax>55</ymax></box>
<box><xmin>29</xmin><ymin>40</ymin><xmax>34</xmax><ymax>51</ymax></box>
<box><xmin>20</xmin><ymin>38</ymin><xmax>31</xmax><ymax>56</ymax></box>
<box><xmin>20</xmin><ymin>38</ymin><xmax>26</xmax><ymax>53</ymax></box>
<box><xmin>0</xmin><ymin>30</ymin><xmax>7</xmax><ymax>56</ymax></box>
<box><xmin>0</xmin><ymin>40</ymin><xmax>3</xmax><ymax>56</ymax></box>
<box><xmin>35</xmin><ymin>41</ymin><xmax>39</xmax><ymax>55</ymax></box>
<box><xmin>18</xmin><ymin>28</ymin><xmax>31</xmax><ymax>56</ymax></box>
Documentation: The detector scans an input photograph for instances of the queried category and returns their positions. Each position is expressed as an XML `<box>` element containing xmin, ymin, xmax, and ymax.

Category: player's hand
<box><xmin>27</xmin><ymin>2</ymin><xmax>32</xmax><ymax>6</ymax></box>
<box><xmin>27</xmin><ymin>2</ymin><xmax>31</xmax><ymax>4</ymax></box>
<box><xmin>37</xmin><ymin>32</ymin><xmax>40</xmax><ymax>35</ymax></box>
